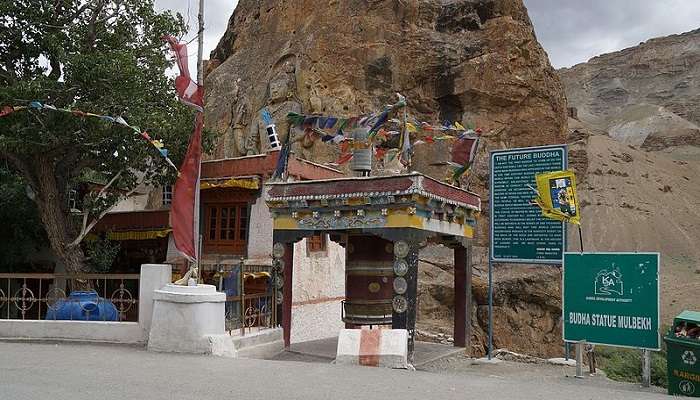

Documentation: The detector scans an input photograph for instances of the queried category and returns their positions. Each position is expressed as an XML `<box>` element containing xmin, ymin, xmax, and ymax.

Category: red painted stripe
<box><xmin>359</xmin><ymin>329</ymin><xmax>382</xmax><ymax>367</ymax></box>
<box><xmin>291</xmin><ymin>296</ymin><xmax>345</xmax><ymax>307</ymax></box>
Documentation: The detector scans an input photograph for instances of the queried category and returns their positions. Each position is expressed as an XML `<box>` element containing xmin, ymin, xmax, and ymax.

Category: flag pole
<box><xmin>194</xmin><ymin>0</ymin><xmax>204</xmax><ymax>277</ymax></box>
<box><xmin>197</xmin><ymin>0</ymin><xmax>204</xmax><ymax>86</ymax></box>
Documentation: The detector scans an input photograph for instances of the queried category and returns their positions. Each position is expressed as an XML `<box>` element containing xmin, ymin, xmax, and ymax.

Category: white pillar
<box><xmin>138</xmin><ymin>264</ymin><xmax>172</xmax><ymax>336</ymax></box>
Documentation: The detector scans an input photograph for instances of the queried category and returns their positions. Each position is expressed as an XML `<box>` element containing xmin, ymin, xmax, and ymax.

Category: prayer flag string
<box><xmin>284</xmin><ymin>93</ymin><xmax>483</xmax><ymax>184</ymax></box>
<box><xmin>0</xmin><ymin>102</ymin><xmax>178</xmax><ymax>171</ymax></box>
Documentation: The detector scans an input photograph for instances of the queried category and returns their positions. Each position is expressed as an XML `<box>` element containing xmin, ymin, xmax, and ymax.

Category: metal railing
<box><xmin>215</xmin><ymin>264</ymin><xmax>277</xmax><ymax>336</ymax></box>
<box><xmin>0</xmin><ymin>273</ymin><xmax>139</xmax><ymax>322</ymax></box>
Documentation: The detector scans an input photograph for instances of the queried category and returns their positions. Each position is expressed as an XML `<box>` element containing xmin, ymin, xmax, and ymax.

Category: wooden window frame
<box><xmin>162</xmin><ymin>185</ymin><xmax>173</xmax><ymax>206</ymax></box>
<box><xmin>204</xmin><ymin>203</ymin><xmax>249</xmax><ymax>255</ymax></box>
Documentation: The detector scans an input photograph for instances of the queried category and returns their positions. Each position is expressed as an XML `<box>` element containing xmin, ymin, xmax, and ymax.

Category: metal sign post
<box><xmin>575</xmin><ymin>341</ymin><xmax>585</xmax><ymax>378</ymax></box>
<box><xmin>642</xmin><ymin>349</ymin><xmax>651</xmax><ymax>387</ymax></box>
<box><xmin>487</xmin><ymin>145</ymin><xmax>567</xmax><ymax>360</ymax></box>
<box><xmin>487</xmin><ymin>257</ymin><xmax>493</xmax><ymax>359</ymax></box>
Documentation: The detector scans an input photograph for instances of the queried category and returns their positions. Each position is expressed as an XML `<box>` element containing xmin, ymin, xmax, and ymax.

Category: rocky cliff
<box><xmin>559</xmin><ymin>28</ymin><xmax>700</xmax><ymax>151</ymax></box>
<box><xmin>204</xmin><ymin>0</ymin><xmax>570</xmax><ymax>358</ymax></box>
<box><xmin>417</xmin><ymin>248</ymin><xmax>563</xmax><ymax>358</ymax></box>
<box><xmin>205</xmin><ymin>0</ymin><xmax>566</xmax><ymax>166</ymax></box>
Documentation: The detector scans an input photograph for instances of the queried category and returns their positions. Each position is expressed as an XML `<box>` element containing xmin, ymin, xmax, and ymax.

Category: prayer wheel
<box><xmin>343</xmin><ymin>235</ymin><xmax>394</xmax><ymax>326</ymax></box>
<box><xmin>349</xmin><ymin>128</ymin><xmax>372</xmax><ymax>176</ymax></box>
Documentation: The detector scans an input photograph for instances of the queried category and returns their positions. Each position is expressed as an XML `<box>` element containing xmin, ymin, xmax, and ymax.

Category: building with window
<box><xmin>94</xmin><ymin>151</ymin><xmax>348</xmax><ymax>343</ymax></box>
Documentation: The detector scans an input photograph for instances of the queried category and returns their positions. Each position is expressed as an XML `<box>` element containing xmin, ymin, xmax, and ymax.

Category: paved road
<box><xmin>0</xmin><ymin>342</ymin><xmax>668</xmax><ymax>400</ymax></box>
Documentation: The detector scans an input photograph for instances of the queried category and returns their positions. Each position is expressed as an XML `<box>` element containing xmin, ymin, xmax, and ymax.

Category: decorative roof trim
<box><xmin>266</xmin><ymin>173</ymin><xmax>480</xmax><ymax>211</ymax></box>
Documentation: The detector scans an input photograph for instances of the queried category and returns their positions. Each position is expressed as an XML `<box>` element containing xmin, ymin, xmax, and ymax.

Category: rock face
<box><xmin>205</xmin><ymin>0</ymin><xmax>569</xmax><ymax>358</ymax></box>
<box><xmin>205</xmin><ymin>0</ymin><xmax>567</xmax><ymax>166</ymax></box>
<box><xmin>559</xmin><ymin>29</ymin><xmax>700</xmax><ymax>150</ymax></box>
<box><xmin>417</xmin><ymin>246</ymin><xmax>563</xmax><ymax>358</ymax></box>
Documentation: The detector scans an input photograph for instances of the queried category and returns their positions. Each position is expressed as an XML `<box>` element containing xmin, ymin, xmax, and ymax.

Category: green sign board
<box><xmin>563</xmin><ymin>252</ymin><xmax>660</xmax><ymax>350</ymax></box>
<box><xmin>490</xmin><ymin>145</ymin><xmax>567</xmax><ymax>263</ymax></box>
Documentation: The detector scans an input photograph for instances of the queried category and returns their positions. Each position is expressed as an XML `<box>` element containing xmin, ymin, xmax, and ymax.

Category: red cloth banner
<box><xmin>171</xmin><ymin>113</ymin><xmax>203</xmax><ymax>261</ymax></box>
<box><xmin>451</xmin><ymin>136</ymin><xmax>478</xmax><ymax>167</ymax></box>
<box><xmin>162</xmin><ymin>35</ymin><xmax>204</xmax><ymax>111</ymax></box>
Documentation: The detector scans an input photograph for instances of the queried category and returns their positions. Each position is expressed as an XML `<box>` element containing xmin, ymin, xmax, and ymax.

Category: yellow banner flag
<box><xmin>534</xmin><ymin>169</ymin><xmax>581</xmax><ymax>225</ymax></box>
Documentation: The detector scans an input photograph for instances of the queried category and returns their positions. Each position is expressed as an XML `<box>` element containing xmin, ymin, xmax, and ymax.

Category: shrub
<box><xmin>595</xmin><ymin>345</ymin><xmax>667</xmax><ymax>388</ymax></box>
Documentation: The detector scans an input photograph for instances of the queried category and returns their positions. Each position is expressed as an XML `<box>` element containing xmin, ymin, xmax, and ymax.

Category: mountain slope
<box><xmin>559</xmin><ymin>28</ymin><xmax>700</xmax><ymax>151</ymax></box>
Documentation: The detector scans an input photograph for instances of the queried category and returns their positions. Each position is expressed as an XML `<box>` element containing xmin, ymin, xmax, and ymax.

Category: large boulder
<box><xmin>204</xmin><ymin>0</ymin><xmax>570</xmax><ymax>358</ymax></box>
<box><xmin>204</xmin><ymin>0</ymin><xmax>567</xmax><ymax>169</ymax></box>
<box><xmin>417</xmin><ymin>252</ymin><xmax>564</xmax><ymax>358</ymax></box>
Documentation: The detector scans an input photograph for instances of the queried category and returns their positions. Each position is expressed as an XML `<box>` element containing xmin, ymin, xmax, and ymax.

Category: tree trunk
<box><xmin>34</xmin><ymin>156</ymin><xmax>87</xmax><ymax>278</ymax></box>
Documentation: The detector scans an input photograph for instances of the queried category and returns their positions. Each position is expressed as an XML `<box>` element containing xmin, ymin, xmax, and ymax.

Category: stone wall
<box><xmin>246</xmin><ymin>186</ymin><xmax>275</xmax><ymax>263</ymax></box>
<box><xmin>290</xmin><ymin>238</ymin><xmax>346</xmax><ymax>344</ymax></box>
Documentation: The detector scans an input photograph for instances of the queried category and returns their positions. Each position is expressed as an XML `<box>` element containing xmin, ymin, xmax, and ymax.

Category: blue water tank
<box><xmin>45</xmin><ymin>291</ymin><xmax>118</xmax><ymax>321</ymax></box>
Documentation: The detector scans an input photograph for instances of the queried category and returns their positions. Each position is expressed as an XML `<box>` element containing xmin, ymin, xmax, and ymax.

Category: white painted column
<box><xmin>138</xmin><ymin>264</ymin><xmax>172</xmax><ymax>336</ymax></box>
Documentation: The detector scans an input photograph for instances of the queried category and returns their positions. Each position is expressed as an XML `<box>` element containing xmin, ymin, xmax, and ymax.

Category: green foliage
<box><xmin>0</xmin><ymin>1</ymin><xmax>201</xmax><ymax>266</ymax></box>
<box><xmin>0</xmin><ymin>0</ymin><xmax>194</xmax><ymax>178</ymax></box>
<box><xmin>84</xmin><ymin>236</ymin><xmax>120</xmax><ymax>273</ymax></box>
<box><xmin>0</xmin><ymin>167</ymin><xmax>46</xmax><ymax>270</ymax></box>
<box><xmin>595</xmin><ymin>346</ymin><xmax>668</xmax><ymax>388</ymax></box>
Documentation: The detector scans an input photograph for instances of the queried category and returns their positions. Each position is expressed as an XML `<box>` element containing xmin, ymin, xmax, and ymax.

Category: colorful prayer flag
<box><xmin>451</xmin><ymin>136</ymin><xmax>479</xmax><ymax>167</ymax></box>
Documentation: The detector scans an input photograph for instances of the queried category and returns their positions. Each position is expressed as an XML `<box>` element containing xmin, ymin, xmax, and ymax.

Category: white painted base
<box><xmin>147</xmin><ymin>284</ymin><xmax>236</xmax><ymax>357</ymax></box>
<box><xmin>0</xmin><ymin>320</ymin><xmax>144</xmax><ymax>344</ymax></box>
<box><xmin>233</xmin><ymin>328</ymin><xmax>284</xmax><ymax>359</ymax></box>
<box><xmin>473</xmin><ymin>357</ymin><xmax>504</xmax><ymax>365</ymax></box>
<box><xmin>335</xmin><ymin>329</ymin><xmax>409</xmax><ymax>369</ymax></box>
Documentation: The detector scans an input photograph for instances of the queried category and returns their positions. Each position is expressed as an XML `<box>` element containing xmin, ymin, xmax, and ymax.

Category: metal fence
<box><xmin>215</xmin><ymin>264</ymin><xmax>277</xmax><ymax>336</ymax></box>
<box><xmin>0</xmin><ymin>273</ymin><xmax>139</xmax><ymax>322</ymax></box>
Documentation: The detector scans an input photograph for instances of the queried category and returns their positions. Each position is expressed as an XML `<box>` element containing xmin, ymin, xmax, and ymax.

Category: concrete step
<box><xmin>232</xmin><ymin>328</ymin><xmax>284</xmax><ymax>359</ymax></box>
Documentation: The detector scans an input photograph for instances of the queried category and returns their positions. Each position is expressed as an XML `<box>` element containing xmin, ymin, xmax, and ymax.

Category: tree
<box><xmin>0</xmin><ymin>1</ymin><xmax>195</xmax><ymax>274</ymax></box>
<box><xmin>0</xmin><ymin>166</ymin><xmax>46</xmax><ymax>271</ymax></box>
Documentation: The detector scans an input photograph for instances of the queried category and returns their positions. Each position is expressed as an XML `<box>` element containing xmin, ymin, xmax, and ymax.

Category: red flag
<box><xmin>162</xmin><ymin>35</ymin><xmax>204</xmax><ymax>111</ymax></box>
<box><xmin>171</xmin><ymin>113</ymin><xmax>203</xmax><ymax>261</ymax></box>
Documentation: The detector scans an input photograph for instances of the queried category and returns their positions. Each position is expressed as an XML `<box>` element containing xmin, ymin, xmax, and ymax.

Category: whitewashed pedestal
<box><xmin>147</xmin><ymin>284</ymin><xmax>236</xmax><ymax>357</ymax></box>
